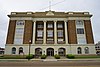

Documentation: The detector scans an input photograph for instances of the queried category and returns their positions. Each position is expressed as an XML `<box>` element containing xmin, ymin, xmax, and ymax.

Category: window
<box><xmin>58</xmin><ymin>48</ymin><xmax>65</xmax><ymax>56</ymax></box>
<box><xmin>58</xmin><ymin>23</ymin><xmax>63</xmax><ymax>28</ymax></box>
<box><xmin>48</xmin><ymin>23</ymin><xmax>53</xmax><ymax>28</ymax></box>
<box><xmin>47</xmin><ymin>30</ymin><xmax>53</xmax><ymax>37</ymax></box>
<box><xmin>77</xmin><ymin>28</ymin><xmax>84</xmax><ymax>34</ymax></box>
<box><xmin>14</xmin><ymin>38</ymin><xmax>23</xmax><ymax>44</ymax></box>
<box><xmin>57</xmin><ymin>30</ymin><xmax>63</xmax><ymax>37</ymax></box>
<box><xmin>16</xmin><ymin>28</ymin><xmax>24</xmax><ymax>34</ymax></box>
<box><xmin>14</xmin><ymin>21</ymin><xmax>24</xmax><ymax>44</ymax></box>
<box><xmin>77</xmin><ymin>47</ymin><xmax>82</xmax><ymax>54</ymax></box>
<box><xmin>76</xmin><ymin>20</ymin><xmax>83</xmax><ymax>25</ymax></box>
<box><xmin>58</xmin><ymin>39</ymin><xmax>63</xmax><ymax>42</ymax></box>
<box><xmin>77</xmin><ymin>38</ymin><xmax>86</xmax><ymax>44</ymax></box>
<box><xmin>19</xmin><ymin>47</ymin><xmax>23</xmax><ymax>54</ymax></box>
<box><xmin>37</xmin><ymin>24</ymin><xmax>43</xmax><ymax>28</ymax></box>
<box><xmin>12</xmin><ymin>47</ymin><xmax>16</xmax><ymax>54</ymax></box>
<box><xmin>85</xmin><ymin>47</ymin><xmax>89</xmax><ymax>54</ymax></box>
<box><xmin>77</xmin><ymin>35</ymin><xmax>86</xmax><ymax>44</ymax></box>
<box><xmin>16</xmin><ymin>20</ymin><xmax>24</xmax><ymax>25</ymax></box>
<box><xmin>37</xmin><ymin>30</ymin><xmax>43</xmax><ymax>37</ymax></box>
<box><xmin>14</xmin><ymin>28</ymin><xmax>24</xmax><ymax>44</ymax></box>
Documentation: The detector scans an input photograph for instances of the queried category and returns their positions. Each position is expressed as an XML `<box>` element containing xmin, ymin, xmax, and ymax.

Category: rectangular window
<box><xmin>15</xmin><ymin>28</ymin><xmax>24</xmax><ymax>34</ymax></box>
<box><xmin>58</xmin><ymin>39</ymin><xmax>63</xmax><ymax>42</ymax></box>
<box><xmin>47</xmin><ymin>23</ymin><xmax>53</xmax><ymax>28</ymax></box>
<box><xmin>58</xmin><ymin>24</ymin><xmax>63</xmax><ymax>28</ymax></box>
<box><xmin>14</xmin><ymin>38</ymin><xmax>23</xmax><ymax>44</ymax></box>
<box><xmin>77</xmin><ymin>38</ymin><xmax>86</xmax><ymax>44</ymax></box>
<box><xmin>47</xmin><ymin>30</ymin><xmax>53</xmax><ymax>37</ymax></box>
<box><xmin>37</xmin><ymin>24</ymin><xmax>43</xmax><ymax>28</ymax></box>
<box><xmin>37</xmin><ymin>30</ymin><xmax>43</xmax><ymax>37</ymax></box>
<box><xmin>76</xmin><ymin>20</ymin><xmax>83</xmax><ymax>25</ymax></box>
<box><xmin>14</xmin><ymin>20</ymin><xmax>24</xmax><ymax>44</ymax></box>
<box><xmin>16</xmin><ymin>20</ymin><xmax>24</xmax><ymax>25</ymax></box>
<box><xmin>77</xmin><ymin>28</ymin><xmax>84</xmax><ymax>34</ymax></box>
<box><xmin>77</xmin><ymin>35</ymin><xmax>86</xmax><ymax>44</ymax></box>
<box><xmin>57</xmin><ymin>30</ymin><xmax>63</xmax><ymax>37</ymax></box>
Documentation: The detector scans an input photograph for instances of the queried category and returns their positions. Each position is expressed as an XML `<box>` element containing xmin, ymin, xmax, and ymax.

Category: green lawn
<box><xmin>0</xmin><ymin>55</ymin><xmax>100</xmax><ymax>59</ymax></box>
<box><xmin>75</xmin><ymin>55</ymin><xmax>100</xmax><ymax>59</ymax></box>
<box><xmin>0</xmin><ymin>55</ymin><xmax>26</xmax><ymax>59</ymax></box>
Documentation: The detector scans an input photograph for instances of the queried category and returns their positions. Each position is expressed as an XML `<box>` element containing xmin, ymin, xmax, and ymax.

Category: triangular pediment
<box><xmin>46</xmin><ymin>11</ymin><xmax>54</xmax><ymax>16</ymax></box>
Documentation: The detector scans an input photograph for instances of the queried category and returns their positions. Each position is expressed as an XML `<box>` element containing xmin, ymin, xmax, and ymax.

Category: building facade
<box><xmin>5</xmin><ymin>11</ymin><xmax>96</xmax><ymax>56</ymax></box>
<box><xmin>0</xmin><ymin>47</ymin><xmax>4</xmax><ymax>54</ymax></box>
<box><xmin>95</xmin><ymin>41</ymin><xmax>100</xmax><ymax>55</ymax></box>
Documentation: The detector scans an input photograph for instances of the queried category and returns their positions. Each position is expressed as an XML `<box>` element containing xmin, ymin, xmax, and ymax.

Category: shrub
<box><xmin>66</xmin><ymin>54</ymin><xmax>75</xmax><ymax>59</ymax></box>
<box><xmin>54</xmin><ymin>54</ymin><xmax>60</xmax><ymax>59</ymax></box>
<box><xmin>0</xmin><ymin>55</ymin><xmax>26</xmax><ymax>59</ymax></box>
<box><xmin>41</xmin><ymin>54</ymin><xmax>47</xmax><ymax>59</ymax></box>
<box><xmin>26</xmin><ymin>54</ymin><xmax>34</xmax><ymax>59</ymax></box>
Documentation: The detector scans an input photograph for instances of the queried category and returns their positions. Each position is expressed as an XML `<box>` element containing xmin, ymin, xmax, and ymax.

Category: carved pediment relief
<box><xmin>46</xmin><ymin>11</ymin><xmax>54</xmax><ymax>16</ymax></box>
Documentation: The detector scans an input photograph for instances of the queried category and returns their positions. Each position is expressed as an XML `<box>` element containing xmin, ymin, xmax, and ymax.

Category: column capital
<box><xmin>64</xmin><ymin>20</ymin><xmax>68</xmax><ymax>22</ymax></box>
<box><xmin>54</xmin><ymin>20</ymin><xmax>57</xmax><ymax>22</ymax></box>
<box><xmin>33</xmin><ymin>21</ymin><xmax>36</xmax><ymax>23</ymax></box>
<box><xmin>43</xmin><ymin>21</ymin><xmax>47</xmax><ymax>23</ymax></box>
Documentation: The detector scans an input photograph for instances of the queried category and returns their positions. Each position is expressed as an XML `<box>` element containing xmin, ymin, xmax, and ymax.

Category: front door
<box><xmin>47</xmin><ymin>48</ymin><xmax>54</xmax><ymax>56</ymax></box>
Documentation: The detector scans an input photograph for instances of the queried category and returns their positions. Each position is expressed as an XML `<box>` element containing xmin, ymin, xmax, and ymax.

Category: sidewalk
<box><xmin>0</xmin><ymin>58</ymin><xmax>100</xmax><ymax>62</ymax></box>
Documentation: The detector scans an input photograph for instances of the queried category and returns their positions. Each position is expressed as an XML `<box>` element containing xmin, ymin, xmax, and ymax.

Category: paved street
<box><xmin>0</xmin><ymin>60</ymin><xmax>100</xmax><ymax>67</ymax></box>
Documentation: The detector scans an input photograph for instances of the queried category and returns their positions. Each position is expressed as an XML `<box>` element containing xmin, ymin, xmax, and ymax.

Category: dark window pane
<box><xmin>77</xmin><ymin>28</ymin><xmax>84</xmax><ymax>34</ymax></box>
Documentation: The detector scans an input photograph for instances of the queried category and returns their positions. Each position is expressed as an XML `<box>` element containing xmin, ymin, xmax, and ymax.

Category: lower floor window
<box><xmin>85</xmin><ymin>47</ymin><xmax>89</xmax><ymax>54</ymax></box>
<box><xmin>12</xmin><ymin>47</ymin><xmax>16</xmax><ymax>54</ymax></box>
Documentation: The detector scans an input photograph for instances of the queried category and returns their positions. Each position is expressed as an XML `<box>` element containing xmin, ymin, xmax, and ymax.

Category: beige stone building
<box><xmin>5</xmin><ymin>11</ymin><xmax>96</xmax><ymax>56</ymax></box>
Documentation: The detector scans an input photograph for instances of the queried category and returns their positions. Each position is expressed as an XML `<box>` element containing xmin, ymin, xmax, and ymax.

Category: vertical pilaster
<box><xmin>54</xmin><ymin>21</ymin><xmax>57</xmax><ymax>44</ymax></box>
<box><xmin>43</xmin><ymin>21</ymin><xmax>46</xmax><ymax>44</ymax></box>
<box><xmin>33</xmin><ymin>21</ymin><xmax>36</xmax><ymax>44</ymax></box>
<box><xmin>64</xmin><ymin>21</ymin><xmax>68</xmax><ymax>44</ymax></box>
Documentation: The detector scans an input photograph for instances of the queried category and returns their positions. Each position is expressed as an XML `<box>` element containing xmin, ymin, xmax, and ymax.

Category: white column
<box><xmin>54</xmin><ymin>21</ymin><xmax>57</xmax><ymax>44</ymax></box>
<box><xmin>64</xmin><ymin>21</ymin><xmax>68</xmax><ymax>44</ymax></box>
<box><xmin>43</xmin><ymin>21</ymin><xmax>46</xmax><ymax>44</ymax></box>
<box><xmin>33</xmin><ymin>21</ymin><xmax>36</xmax><ymax>44</ymax></box>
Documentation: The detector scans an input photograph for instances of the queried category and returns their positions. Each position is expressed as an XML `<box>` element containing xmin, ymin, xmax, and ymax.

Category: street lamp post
<box><xmin>28</xmin><ymin>40</ymin><xmax>31</xmax><ymax>61</ymax></box>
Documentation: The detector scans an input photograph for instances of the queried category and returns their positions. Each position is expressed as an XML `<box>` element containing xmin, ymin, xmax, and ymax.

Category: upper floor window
<box><xmin>16</xmin><ymin>20</ymin><xmax>24</xmax><ymax>25</ymax></box>
<box><xmin>37</xmin><ymin>24</ymin><xmax>43</xmax><ymax>28</ymax></box>
<box><xmin>77</xmin><ymin>38</ymin><xmax>86</xmax><ymax>44</ymax></box>
<box><xmin>47</xmin><ymin>30</ymin><xmax>53</xmax><ymax>37</ymax></box>
<box><xmin>77</xmin><ymin>28</ymin><xmax>84</xmax><ymax>34</ymax></box>
<box><xmin>57</xmin><ymin>30</ymin><xmax>63</xmax><ymax>37</ymax></box>
<box><xmin>58</xmin><ymin>39</ymin><xmax>63</xmax><ymax>42</ymax></box>
<box><xmin>16</xmin><ymin>28</ymin><xmax>24</xmax><ymax>34</ymax></box>
<box><xmin>47</xmin><ymin>23</ymin><xmax>53</xmax><ymax>28</ymax></box>
<box><xmin>37</xmin><ymin>30</ymin><xmax>43</xmax><ymax>37</ymax></box>
<box><xmin>57</xmin><ymin>23</ymin><xmax>63</xmax><ymax>28</ymax></box>
<box><xmin>14</xmin><ymin>38</ymin><xmax>23</xmax><ymax>44</ymax></box>
<box><xmin>76</xmin><ymin>20</ymin><xmax>83</xmax><ymax>25</ymax></box>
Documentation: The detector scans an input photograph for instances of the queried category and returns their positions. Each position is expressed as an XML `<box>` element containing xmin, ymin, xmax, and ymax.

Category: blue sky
<box><xmin>0</xmin><ymin>0</ymin><xmax>100</xmax><ymax>47</ymax></box>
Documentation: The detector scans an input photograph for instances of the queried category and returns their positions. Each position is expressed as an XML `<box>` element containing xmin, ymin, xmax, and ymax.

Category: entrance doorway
<box><xmin>47</xmin><ymin>48</ymin><xmax>54</xmax><ymax>56</ymax></box>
